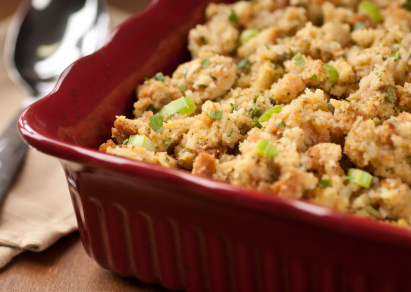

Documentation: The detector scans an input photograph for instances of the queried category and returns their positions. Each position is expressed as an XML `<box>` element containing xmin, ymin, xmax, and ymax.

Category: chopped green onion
<box><xmin>227</xmin><ymin>129</ymin><xmax>233</xmax><ymax>137</ymax></box>
<box><xmin>276</xmin><ymin>121</ymin><xmax>286</xmax><ymax>127</ymax></box>
<box><xmin>293</xmin><ymin>53</ymin><xmax>305</xmax><ymax>66</ymax></box>
<box><xmin>373</xmin><ymin>117</ymin><xmax>380</xmax><ymax>124</ymax></box>
<box><xmin>154</xmin><ymin>72</ymin><xmax>165</xmax><ymax>82</ymax></box>
<box><xmin>366</xmin><ymin>205</ymin><xmax>382</xmax><ymax>218</ymax></box>
<box><xmin>375</xmin><ymin>72</ymin><xmax>381</xmax><ymax>78</ymax></box>
<box><xmin>240</xmin><ymin>29</ymin><xmax>259</xmax><ymax>43</ymax></box>
<box><xmin>354</xmin><ymin>22</ymin><xmax>365</xmax><ymax>30</ymax></box>
<box><xmin>238</xmin><ymin>58</ymin><xmax>249</xmax><ymax>69</ymax></box>
<box><xmin>311</xmin><ymin>74</ymin><xmax>319</xmax><ymax>81</ymax></box>
<box><xmin>258</xmin><ymin>106</ymin><xmax>283</xmax><ymax>123</ymax></box>
<box><xmin>198</xmin><ymin>84</ymin><xmax>208</xmax><ymax>89</ymax></box>
<box><xmin>148</xmin><ymin>114</ymin><xmax>163</xmax><ymax>132</ymax></box>
<box><xmin>358</xmin><ymin>1</ymin><xmax>382</xmax><ymax>23</ymax></box>
<box><xmin>323</xmin><ymin>64</ymin><xmax>339</xmax><ymax>84</ymax></box>
<box><xmin>318</xmin><ymin>180</ymin><xmax>332</xmax><ymax>188</ymax></box>
<box><xmin>128</xmin><ymin>135</ymin><xmax>157</xmax><ymax>152</ymax></box>
<box><xmin>200</xmin><ymin>36</ymin><xmax>207</xmax><ymax>44</ymax></box>
<box><xmin>253</xmin><ymin>95</ymin><xmax>259</xmax><ymax>103</ymax></box>
<box><xmin>123</xmin><ymin>139</ymin><xmax>129</xmax><ymax>145</ymax></box>
<box><xmin>210</xmin><ymin>109</ymin><xmax>223</xmax><ymax>119</ymax></box>
<box><xmin>182</xmin><ymin>67</ymin><xmax>188</xmax><ymax>76</ymax></box>
<box><xmin>256</xmin><ymin>139</ymin><xmax>279</xmax><ymax>158</ymax></box>
<box><xmin>289</xmin><ymin>49</ymin><xmax>294</xmax><ymax>58</ymax></box>
<box><xmin>158</xmin><ymin>97</ymin><xmax>196</xmax><ymax>118</ymax></box>
<box><xmin>229</xmin><ymin>10</ymin><xmax>239</xmax><ymax>22</ymax></box>
<box><xmin>202</xmin><ymin>56</ymin><xmax>209</xmax><ymax>68</ymax></box>
<box><xmin>347</xmin><ymin>168</ymin><xmax>373</xmax><ymax>188</ymax></box>
<box><xmin>180</xmin><ymin>84</ymin><xmax>186</xmax><ymax>94</ymax></box>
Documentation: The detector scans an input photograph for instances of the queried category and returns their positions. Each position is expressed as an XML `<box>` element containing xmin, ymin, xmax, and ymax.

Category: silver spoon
<box><xmin>0</xmin><ymin>0</ymin><xmax>111</xmax><ymax>201</ymax></box>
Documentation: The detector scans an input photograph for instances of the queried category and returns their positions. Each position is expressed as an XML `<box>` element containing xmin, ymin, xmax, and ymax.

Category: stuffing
<box><xmin>101</xmin><ymin>0</ymin><xmax>411</xmax><ymax>227</ymax></box>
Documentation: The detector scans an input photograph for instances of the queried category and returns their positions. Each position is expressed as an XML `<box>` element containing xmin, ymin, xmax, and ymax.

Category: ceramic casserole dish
<box><xmin>19</xmin><ymin>0</ymin><xmax>411</xmax><ymax>291</ymax></box>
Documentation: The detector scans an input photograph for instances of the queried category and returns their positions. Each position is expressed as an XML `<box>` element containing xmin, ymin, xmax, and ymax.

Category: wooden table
<box><xmin>0</xmin><ymin>1</ymin><xmax>170</xmax><ymax>291</ymax></box>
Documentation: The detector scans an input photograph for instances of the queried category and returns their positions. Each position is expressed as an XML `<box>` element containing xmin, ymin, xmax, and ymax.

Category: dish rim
<box><xmin>18</xmin><ymin>0</ymin><xmax>411</xmax><ymax>249</ymax></box>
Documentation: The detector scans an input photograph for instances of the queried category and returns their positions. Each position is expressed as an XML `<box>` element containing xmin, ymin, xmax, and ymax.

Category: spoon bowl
<box><xmin>0</xmin><ymin>0</ymin><xmax>111</xmax><ymax>201</ymax></box>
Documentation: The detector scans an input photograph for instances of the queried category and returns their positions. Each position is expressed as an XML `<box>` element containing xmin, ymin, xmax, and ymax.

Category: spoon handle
<box><xmin>0</xmin><ymin>111</ymin><xmax>28</xmax><ymax>203</ymax></box>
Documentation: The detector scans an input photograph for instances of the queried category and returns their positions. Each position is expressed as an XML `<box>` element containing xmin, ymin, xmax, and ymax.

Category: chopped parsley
<box><xmin>238</xmin><ymin>58</ymin><xmax>249</xmax><ymax>69</ymax></box>
<box><xmin>382</xmin><ymin>56</ymin><xmax>387</xmax><ymax>61</ymax></box>
<box><xmin>390</xmin><ymin>51</ymin><xmax>401</xmax><ymax>61</ymax></box>
<box><xmin>402</xmin><ymin>0</ymin><xmax>411</xmax><ymax>11</ymax></box>
<box><xmin>229</xmin><ymin>10</ymin><xmax>239</xmax><ymax>22</ymax></box>
<box><xmin>384</xmin><ymin>89</ymin><xmax>395</xmax><ymax>103</ymax></box>
<box><xmin>247</xmin><ymin>108</ymin><xmax>253</xmax><ymax>114</ymax></box>
<box><xmin>180</xmin><ymin>84</ymin><xmax>186</xmax><ymax>94</ymax></box>
<box><xmin>318</xmin><ymin>180</ymin><xmax>332</xmax><ymax>188</ymax></box>
<box><xmin>148</xmin><ymin>114</ymin><xmax>163</xmax><ymax>132</ymax></box>
<box><xmin>202</xmin><ymin>56</ymin><xmax>209</xmax><ymax>68</ymax></box>
<box><xmin>311</xmin><ymin>74</ymin><xmax>319</xmax><ymax>81</ymax></box>
<box><xmin>200</xmin><ymin>36</ymin><xmax>207</xmax><ymax>45</ymax></box>
<box><xmin>163</xmin><ymin>138</ymin><xmax>171</xmax><ymax>146</ymax></box>
<box><xmin>251</xmin><ymin>106</ymin><xmax>260</xmax><ymax>118</ymax></box>
<box><xmin>227</xmin><ymin>129</ymin><xmax>233</xmax><ymax>137</ymax></box>
<box><xmin>293</xmin><ymin>53</ymin><xmax>305</xmax><ymax>66</ymax></box>
<box><xmin>154</xmin><ymin>72</ymin><xmax>165</xmax><ymax>82</ymax></box>
<box><xmin>230</xmin><ymin>103</ymin><xmax>236</xmax><ymax>113</ymax></box>
<box><xmin>210</xmin><ymin>109</ymin><xmax>223</xmax><ymax>119</ymax></box>
<box><xmin>146</xmin><ymin>104</ymin><xmax>154</xmax><ymax>112</ymax></box>
<box><xmin>354</xmin><ymin>22</ymin><xmax>365</xmax><ymax>31</ymax></box>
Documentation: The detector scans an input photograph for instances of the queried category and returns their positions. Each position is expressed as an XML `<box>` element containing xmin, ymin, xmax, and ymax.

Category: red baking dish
<box><xmin>18</xmin><ymin>0</ymin><xmax>411</xmax><ymax>291</ymax></box>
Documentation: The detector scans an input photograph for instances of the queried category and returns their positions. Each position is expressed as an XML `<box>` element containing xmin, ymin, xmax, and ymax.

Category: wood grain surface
<box><xmin>0</xmin><ymin>1</ymin><xmax>174</xmax><ymax>291</ymax></box>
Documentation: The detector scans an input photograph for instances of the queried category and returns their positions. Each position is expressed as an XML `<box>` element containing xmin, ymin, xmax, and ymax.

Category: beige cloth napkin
<box><xmin>0</xmin><ymin>6</ymin><xmax>135</xmax><ymax>269</ymax></box>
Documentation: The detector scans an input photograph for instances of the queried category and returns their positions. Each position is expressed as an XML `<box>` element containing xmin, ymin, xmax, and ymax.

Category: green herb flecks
<box><xmin>202</xmin><ymin>56</ymin><xmax>209</xmax><ymax>68</ymax></box>
<box><xmin>229</xmin><ymin>10</ymin><xmax>239</xmax><ymax>22</ymax></box>
<box><xmin>154</xmin><ymin>72</ymin><xmax>165</xmax><ymax>82</ymax></box>
<box><xmin>293</xmin><ymin>53</ymin><xmax>305</xmax><ymax>66</ymax></box>
<box><xmin>180</xmin><ymin>84</ymin><xmax>186</xmax><ymax>94</ymax></box>
<box><xmin>210</xmin><ymin>109</ymin><xmax>224</xmax><ymax>119</ymax></box>
<box><xmin>318</xmin><ymin>180</ymin><xmax>332</xmax><ymax>188</ymax></box>
<box><xmin>354</xmin><ymin>22</ymin><xmax>365</xmax><ymax>30</ymax></box>
<box><xmin>163</xmin><ymin>138</ymin><xmax>171</xmax><ymax>146</ymax></box>
<box><xmin>276</xmin><ymin>121</ymin><xmax>286</xmax><ymax>127</ymax></box>
<box><xmin>148</xmin><ymin>114</ymin><xmax>163</xmax><ymax>133</ymax></box>
<box><xmin>311</xmin><ymin>74</ymin><xmax>319</xmax><ymax>81</ymax></box>
<box><xmin>238</xmin><ymin>58</ymin><xmax>249</xmax><ymax>69</ymax></box>
<box><xmin>227</xmin><ymin>129</ymin><xmax>233</xmax><ymax>137</ymax></box>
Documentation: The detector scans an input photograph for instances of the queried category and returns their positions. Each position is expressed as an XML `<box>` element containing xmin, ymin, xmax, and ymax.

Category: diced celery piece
<box><xmin>158</xmin><ymin>97</ymin><xmax>196</xmax><ymax>118</ymax></box>
<box><xmin>323</xmin><ymin>64</ymin><xmax>339</xmax><ymax>84</ymax></box>
<box><xmin>256</xmin><ymin>139</ymin><xmax>279</xmax><ymax>158</ymax></box>
<box><xmin>240</xmin><ymin>29</ymin><xmax>259</xmax><ymax>43</ymax></box>
<box><xmin>128</xmin><ymin>135</ymin><xmax>157</xmax><ymax>152</ymax></box>
<box><xmin>258</xmin><ymin>106</ymin><xmax>283</xmax><ymax>123</ymax></box>
<box><xmin>347</xmin><ymin>168</ymin><xmax>373</xmax><ymax>188</ymax></box>
<box><xmin>358</xmin><ymin>1</ymin><xmax>382</xmax><ymax>23</ymax></box>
